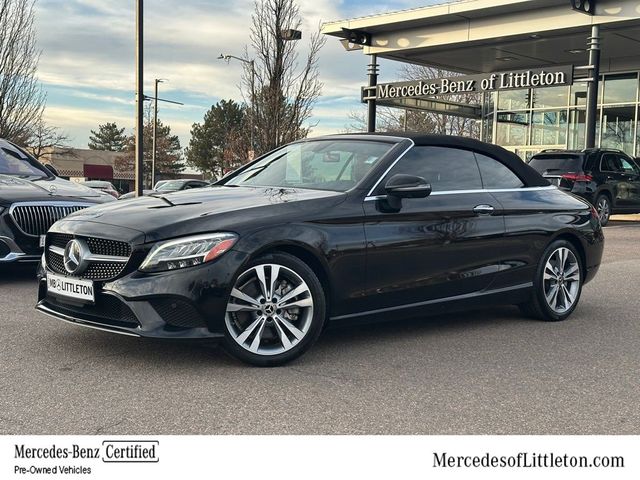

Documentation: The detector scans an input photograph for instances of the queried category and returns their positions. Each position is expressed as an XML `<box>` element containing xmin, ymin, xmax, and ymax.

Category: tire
<box><xmin>595</xmin><ymin>193</ymin><xmax>611</xmax><ymax>226</ymax></box>
<box><xmin>222</xmin><ymin>252</ymin><xmax>326</xmax><ymax>366</ymax></box>
<box><xmin>519</xmin><ymin>240</ymin><xmax>583</xmax><ymax>322</ymax></box>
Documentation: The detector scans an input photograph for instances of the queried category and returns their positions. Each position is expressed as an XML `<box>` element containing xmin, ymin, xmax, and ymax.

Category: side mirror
<box><xmin>383</xmin><ymin>174</ymin><xmax>431</xmax><ymax>210</ymax></box>
<box><xmin>44</xmin><ymin>164</ymin><xmax>59</xmax><ymax>177</ymax></box>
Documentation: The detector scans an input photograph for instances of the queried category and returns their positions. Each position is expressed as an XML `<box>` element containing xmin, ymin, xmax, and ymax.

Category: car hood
<box><xmin>0</xmin><ymin>174</ymin><xmax>105</xmax><ymax>204</ymax></box>
<box><xmin>58</xmin><ymin>186</ymin><xmax>344</xmax><ymax>243</ymax></box>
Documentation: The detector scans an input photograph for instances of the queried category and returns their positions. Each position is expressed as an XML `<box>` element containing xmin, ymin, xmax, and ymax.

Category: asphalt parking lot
<box><xmin>1</xmin><ymin>220</ymin><xmax>639</xmax><ymax>435</ymax></box>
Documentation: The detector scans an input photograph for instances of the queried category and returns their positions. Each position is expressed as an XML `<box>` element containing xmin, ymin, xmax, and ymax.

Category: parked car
<box><xmin>36</xmin><ymin>134</ymin><xmax>603</xmax><ymax>366</ymax></box>
<box><xmin>0</xmin><ymin>139</ymin><xmax>115</xmax><ymax>265</ymax></box>
<box><xmin>528</xmin><ymin>148</ymin><xmax>640</xmax><ymax>226</ymax></box>
<box><xmin>80</xmin><ymin>180</ymin><xmax>120</xmax><ymax>199</ymax></box>
<box><xmin>153</xmin><ymin>180</ymin><xmax>170</xmax><ymax>190</ymax></box>
<box><xmin>119</xmin><ymin>179</ymin><xmax>209</xmax><ymax>200</ymax></box>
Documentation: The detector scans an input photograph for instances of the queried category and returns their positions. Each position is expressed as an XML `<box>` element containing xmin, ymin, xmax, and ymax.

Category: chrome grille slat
<box><xmin>9</xmin><ymin>202</ymin><xmax>92</xmax><ymax>237</ymax></box>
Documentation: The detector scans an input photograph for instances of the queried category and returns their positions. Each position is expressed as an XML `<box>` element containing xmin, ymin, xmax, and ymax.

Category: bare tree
<box><xmin>347</xmin><ymin>64</ymin><xmax>481</xmax><ymax>138</ymax></box>
<box><xmin>25</xmin><ymin>119</ymin><xmax>72</xmax><ymax>160</ymax></box>
<box><xmin>0</xmin><ymin>0</ymin><xmax>46</xmax><ymax>143</ymax></box>
<box><xmin>242</xmin><ymin>0</ymin><xmax>325</xmax><ymax>156</ymax></box>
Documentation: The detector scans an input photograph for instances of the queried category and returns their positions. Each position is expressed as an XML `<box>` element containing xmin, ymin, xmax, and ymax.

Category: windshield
<box><xmin>528</xmin><ymin>154</ymin><xmax>584</xmax><ymax>174</ymax></box>
<box><xmin>223</xmin><ymin>140</ymin><xmax>394</xmax><ymax>192</ymax></box>
<box><xmin>0</xmin><ymin>145</ymin><xmax>50</xmax><ymax>179</ymax></box>
<box><xmin>157</xmin><ymin>181</ymin><xmax>185</xmax><ymax>191</ymax></box>
<box><xmin>84</xmin><ymin>181</ymin><xmax>112</xmax><ymax>188</ymax></box>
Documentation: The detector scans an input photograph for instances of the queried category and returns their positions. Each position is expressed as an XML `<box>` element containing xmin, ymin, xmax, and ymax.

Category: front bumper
<box><xmin>0</xmin><ymin>235</ymin><xmax>40</xmax><ymax>263</ymax></box>
<box><xmin>36</xmin><ymin>250</ymin><xmax>250</xmax><ymax>339</ymax></box>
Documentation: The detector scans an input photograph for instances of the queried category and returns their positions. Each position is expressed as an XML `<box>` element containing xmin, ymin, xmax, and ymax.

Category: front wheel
<box><xmin>222</xmin><ymin>253</ymin><xmax>326</xmax><ymax>366</ymax></box>
<box><xmin>519</xmin><ymin>240</ymin><xmax>583</xmax><ymax>322</ymax></box>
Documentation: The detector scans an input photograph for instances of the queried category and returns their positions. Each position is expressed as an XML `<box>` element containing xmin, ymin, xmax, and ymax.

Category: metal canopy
<box><xmin>322</xmin><ymin>0</ymin><xmax>640</xmax><ymax>75</ymax></box>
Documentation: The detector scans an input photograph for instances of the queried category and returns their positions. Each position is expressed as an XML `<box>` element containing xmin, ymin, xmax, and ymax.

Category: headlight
<box><xmin>139</xmin><ymin>233</ymin><xmax>238</xmax><ymax>273</ymax></box>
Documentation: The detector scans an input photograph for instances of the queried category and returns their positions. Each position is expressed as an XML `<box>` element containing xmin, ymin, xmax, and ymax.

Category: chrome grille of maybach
<box><xmin>9</xmin><ymin>203</ymin><xmax>90</xmax><ymax>236</ymax></box>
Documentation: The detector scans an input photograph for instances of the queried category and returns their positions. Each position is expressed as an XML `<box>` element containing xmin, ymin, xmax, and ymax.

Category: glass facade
<box><xmin>482</xmin><ymin>72</ymin><xmax>640</xmax><ymax>160</ymax></box>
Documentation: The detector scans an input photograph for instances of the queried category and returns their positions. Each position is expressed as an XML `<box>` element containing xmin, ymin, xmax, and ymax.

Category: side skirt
<box><xmin>329</xmin><ymin>283</ymin><xmax>533</xmax><ymax>322</ymax></box>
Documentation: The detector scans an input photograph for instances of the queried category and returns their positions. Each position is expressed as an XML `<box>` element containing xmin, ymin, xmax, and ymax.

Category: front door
<box><xmin>363</xmin><ymin>146</ymin><xmax>506</xmax><ymax>311</ymax></box>
<box><xmin>617</xmin><ymin>155</ymin><xmax>640</xmax><ymax>210</ymax></box>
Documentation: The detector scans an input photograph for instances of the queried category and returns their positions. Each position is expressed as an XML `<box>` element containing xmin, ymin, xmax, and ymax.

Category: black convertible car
<box><xmin>36</xmin><ymin>134</ymin><xmax>604</xmax><ymax>366</ymax></box>
<box><xmin>0</xmin><ymin>139</ymin><xmax>113</xmax><ymax>266</ymax></box>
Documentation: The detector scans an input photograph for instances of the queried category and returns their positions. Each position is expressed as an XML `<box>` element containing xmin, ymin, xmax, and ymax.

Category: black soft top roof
<box><xmin>315</xmin><ymin>133</ymin><xmax>550</xmax><ymax>188</ymax></box>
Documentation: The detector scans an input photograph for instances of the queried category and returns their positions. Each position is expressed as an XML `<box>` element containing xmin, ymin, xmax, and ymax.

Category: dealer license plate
<box><xmin>47</xmin><ymin>272</ymin><xmax>95</xmax><ymax>303</ymax></box>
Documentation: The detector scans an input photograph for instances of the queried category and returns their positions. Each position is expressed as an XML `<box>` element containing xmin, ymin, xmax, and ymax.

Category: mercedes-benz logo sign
<box><xmin>63</xmin><ymin>239</ymin><xmax>89</xmax><ymax>275</ymax></box>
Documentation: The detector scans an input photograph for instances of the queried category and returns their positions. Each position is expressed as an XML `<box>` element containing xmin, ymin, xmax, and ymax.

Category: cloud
<box><xmin>34</xmin><ymin>0</ymin><xmax>441</xmax><ymax>149</ymax></box>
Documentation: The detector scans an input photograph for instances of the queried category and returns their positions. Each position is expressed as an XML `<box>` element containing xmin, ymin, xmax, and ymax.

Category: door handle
<box><xmin>473</xmin><ymin>204</ymin><xmax>495</xmax><ymax>215</ymax></box>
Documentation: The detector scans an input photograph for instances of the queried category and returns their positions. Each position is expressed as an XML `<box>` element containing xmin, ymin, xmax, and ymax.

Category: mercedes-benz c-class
<box><xmin>36</xmin><ymin>134</ymin><xmax>604</xmax><ymax>366</ymax></box>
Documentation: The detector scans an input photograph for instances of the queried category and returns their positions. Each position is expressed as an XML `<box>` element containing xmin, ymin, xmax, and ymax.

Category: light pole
<box><xmin>143</xmin><ymin>82</ymin><xmax>183</xmax><ymax>189</ymax></box>
<box><xmin>135</xmin><ymin>0</ymin><xmax>144</xmax><ymax>197</ymax></box>
<box><xmin>152</xmin><ymin>78</ymin><xmax>166</xmax><ymax>188</ymax></box>
<box><xmin>219</xmin><ymin>54</ymin><xmax>255</xmax><ymax>157</ymax></box>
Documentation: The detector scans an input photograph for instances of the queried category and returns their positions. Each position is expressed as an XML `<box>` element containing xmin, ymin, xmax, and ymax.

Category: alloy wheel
<box><xmin>596</xmin><ymin>197</ymin><xmax>610</xmax><ymax>224</ymax></box>
<box><xmin>225</xmin><ymin>263</ymin><xmax>314</xmax><ymax>356</ymax></box>
<box><xmin>543</xmin><ymin>247</ymin><xmax>581</xmax><ymax>314</ymax></box>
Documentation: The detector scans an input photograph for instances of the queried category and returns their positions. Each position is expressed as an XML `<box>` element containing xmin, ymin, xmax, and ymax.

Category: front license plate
<box><xmin>47</xmin><ymin>272</ymin><xmax>95</xmax><ymax>303</ymax></box>
<box><xmin>39</xmin><ymin>235</ymin><xmax>46</xmax><ymax>248</ymax></box>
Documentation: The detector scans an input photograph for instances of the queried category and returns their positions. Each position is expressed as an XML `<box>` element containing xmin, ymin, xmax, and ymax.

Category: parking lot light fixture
<box><xmin>219</xmin><ymin>54</ymin><xmax>256</xmax><ymax>154</ymax></box>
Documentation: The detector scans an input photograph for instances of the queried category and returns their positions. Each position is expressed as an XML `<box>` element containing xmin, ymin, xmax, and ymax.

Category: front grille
<box><xmin>44</xmin><ymin>293</ymin><xmax>139</xmax><ymax>328</ymax></box>
<box><xmin>10</xmin><ymin>203</ymin><xmax>90</xmax><ymax>236</ymax></box>
<box><xmin>50</xmin><ymin>233</ymin><xmax>73</xmax><ymax>249</ymax></box>
<box><xmin>86</xmin><ymin>237</ymin><xmax>131</xmax><ymax>257</ymax></box>
<box><xmin>83</xmin><ymin>262</ymin><xmax>128</xmax><ymax>281</ymax></box>
<box><xmin>150</xmin><ymin>298</ymin><xmax>207</xmax><ymax>329</ymax></box>
<box><xmin>46</xmin><ymin>232</ymin><xmax>132</xmax><ymax>281</ymax></box>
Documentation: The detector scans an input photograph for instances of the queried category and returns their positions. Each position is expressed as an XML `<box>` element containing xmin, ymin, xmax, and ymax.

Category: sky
<box><xmin>34</xmin><ymin>0</ymin><xmax>443</xmax><ymax>150</ymax></box>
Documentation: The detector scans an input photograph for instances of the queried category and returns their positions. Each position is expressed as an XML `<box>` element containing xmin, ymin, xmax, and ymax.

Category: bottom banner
<box><xmin>1</xmin><ymin>435</ymin><xmax>637</xmax><ymax>479</ymax></box>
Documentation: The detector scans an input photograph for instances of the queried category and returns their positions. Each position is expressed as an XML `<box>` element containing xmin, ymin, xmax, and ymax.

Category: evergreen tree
<box><xmin>115</xmin><ymin>109</ymin><xmax>184</xmax><ymax>187</ymax></box>
<box><xmin>88</xmin><ymin>122</ymin><xmax>127</xmax><ymax>151</ymax></box>
<box><xmin>186</xmin><ymin>99</ymin><xmax>248</xmax><ymax>178</ymax></box>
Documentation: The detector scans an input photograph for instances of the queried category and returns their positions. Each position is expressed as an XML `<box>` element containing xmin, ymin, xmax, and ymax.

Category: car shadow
<box><xmin>44</xmin><ymin>304</ymin><xmax>527</xmax><ymax>369</ymax></box>
<box><xmin>0</xmin><ymin>264</ymin><xmax>38</xmax><ymax>284</ymax></box>
<box><xmin>321</xmin><ymin>305</ymin><xmax>526</xmax><ymax>344</ymax></box>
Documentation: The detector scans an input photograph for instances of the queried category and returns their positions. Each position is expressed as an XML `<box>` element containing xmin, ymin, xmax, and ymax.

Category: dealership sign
<box><xmin>363</xmin><ymin>65</ymin><xmax>574</xmax><ymax>101</ymax></box>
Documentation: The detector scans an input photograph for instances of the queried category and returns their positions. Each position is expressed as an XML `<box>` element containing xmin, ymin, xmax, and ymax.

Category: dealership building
<box><xmin>322</xmin><ymin>0</ymin><xmax>640</xmax><ymax>160</ymax></box>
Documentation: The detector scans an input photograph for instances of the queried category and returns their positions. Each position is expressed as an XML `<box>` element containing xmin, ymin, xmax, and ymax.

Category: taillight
<box><xmin>562</xmin><ymin>172</ymin><xmax>593</xmax><ymax>182</ymax></box>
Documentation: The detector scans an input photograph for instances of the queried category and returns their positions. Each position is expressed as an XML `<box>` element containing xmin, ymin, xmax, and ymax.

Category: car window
<box><xmin>224</xmin><ymin>140</ymin><xmax>393</xmax><ymax>192</ymax></box>
<box><xmin>619</xmin><ymin>156</ymin><xmax>640</xmax><ymax>175</ymax></box>
<box><xmin>474</xmin><ymin>153</ymin><xmax>524</xmax><ymax>189</ymax></box>
<box><xmin>378</xmin><ymin>146</ymin><xmax>482</xmax><ymax>193</ymax></box>
<box><xmin>600</xmin><ymin>154</ymin><xmax>621</xmax><ymax>172</ymax></box>
<box><xmin>157</xmin><ymin>180</ymin><xmax>184</xmax><ymax>191</ymax></box>
<box><xmin>0</xmin><ymin>146</ymin><xmax>49</xmax><ymax>179</ymax></box>
<box><xmin>528</xmin><ymin>154</ymin><xmax>584</xmax><ymax>174</ymax></box>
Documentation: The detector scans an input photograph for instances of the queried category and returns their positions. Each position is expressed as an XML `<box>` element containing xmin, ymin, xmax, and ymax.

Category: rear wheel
<box><xmin>519</xmin><ymin>240</ymin><xmax>583</xmax><ymax>322</ymax></box>
<box><xmin>222</xmin><ymin>253</ymin><xmax>326</xmax><ymax>366</ymax></box>
<box><xmin>595</xmin><ymin>194</ymin><xmax>611</xmax><ymax>226</ymax></box>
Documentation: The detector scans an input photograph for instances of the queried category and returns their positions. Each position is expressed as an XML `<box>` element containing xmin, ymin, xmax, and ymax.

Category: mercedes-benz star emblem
<box><xmin>63</xmin><ymin>239</ymin><xmax>89</xmax><ymax>275</ymax></box>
